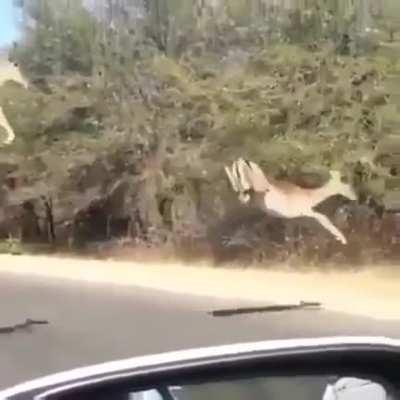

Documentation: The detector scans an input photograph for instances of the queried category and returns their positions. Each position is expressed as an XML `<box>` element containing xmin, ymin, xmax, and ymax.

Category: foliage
<box><xmin>1</xmin><ymin>0</ymin><xmax>399</xmax><ymax>265</ymax></box>
<box><xmin>11</xmin><ymin>0</ymin><xmax>98</xmax><ymax>76</ymax></box>
<box><xmin>0</xmin><ymin>236</ymin><xmax>23</xmax><ymax>255</ymax></box>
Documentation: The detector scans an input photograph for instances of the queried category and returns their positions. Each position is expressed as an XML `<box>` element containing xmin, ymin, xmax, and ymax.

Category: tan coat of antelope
<box><xmin>225</xmin><ymin>158</ymin><xmax>357</xmax><ymax>245</ymax></box>
<box><xmin>0</xmin><ymin>59</ymin><xmax>29</xmax><ymax>145</ymax></box>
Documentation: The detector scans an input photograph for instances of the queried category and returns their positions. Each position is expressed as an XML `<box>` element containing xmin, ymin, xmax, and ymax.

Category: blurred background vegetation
<box><xmin>0</xmin><ymin>0</ymin><xmax>399</xmax><ymax>267</ymax></box>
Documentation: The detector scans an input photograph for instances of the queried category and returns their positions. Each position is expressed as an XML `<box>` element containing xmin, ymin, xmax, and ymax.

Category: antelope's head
<box><xmin>224</xmin><ymin>158</ymin><xmax>271</xmax><ymax>204</ymax></box>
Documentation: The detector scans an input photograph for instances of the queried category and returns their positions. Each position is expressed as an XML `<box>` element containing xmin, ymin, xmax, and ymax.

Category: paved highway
<box><xmin>1</xmin><ymin>271</ymin><xmax>400</xmax><ymax>389</ymax></box>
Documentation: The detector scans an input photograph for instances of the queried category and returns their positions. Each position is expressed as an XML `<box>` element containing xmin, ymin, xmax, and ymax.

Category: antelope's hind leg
<box><xmin>305</xmin><ymin>210</ymin><xmax>347</xmax><ymax>245</ymax></box>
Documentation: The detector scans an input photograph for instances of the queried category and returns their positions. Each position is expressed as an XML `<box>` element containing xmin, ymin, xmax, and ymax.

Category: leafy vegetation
<box><xmin>0</xmin><ymin>0</ymin><xmax>399</xmax><ymax>266</ymax></box>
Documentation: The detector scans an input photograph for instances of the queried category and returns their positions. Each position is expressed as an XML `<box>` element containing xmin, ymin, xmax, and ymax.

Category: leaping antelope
<box><xmin>224</xmin><ymin>158</ymin><xmax>357</xmax><ymax>245</ymax></box>
<box><xmin>0</xmin><ymin>59</ymin><xmax>29</xmax><ymax>145</ymax></box>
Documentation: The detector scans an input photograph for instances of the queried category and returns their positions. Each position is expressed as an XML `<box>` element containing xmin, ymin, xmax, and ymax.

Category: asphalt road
<box><xmin>1</xmin><ymin>272</ymin><xmax>400</xmax><ymax>390</ymax></box>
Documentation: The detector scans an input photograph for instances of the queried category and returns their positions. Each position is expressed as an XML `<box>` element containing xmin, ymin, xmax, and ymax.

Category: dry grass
<box><xmin>0</xmin><ymin>253</ymin><xmax>399</xmax><ymax>321</ymax></box>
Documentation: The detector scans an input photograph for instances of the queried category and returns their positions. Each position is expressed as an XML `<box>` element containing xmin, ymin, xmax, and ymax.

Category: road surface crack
<box><xmin>209</xmin><ymin>301</ymin><xmax>322</xmax><ymax>317</ymax></box>
<box><xmin>0</xmin><ymin>319</ymin><xmax>49</xmax><ymax>334</ymax></box>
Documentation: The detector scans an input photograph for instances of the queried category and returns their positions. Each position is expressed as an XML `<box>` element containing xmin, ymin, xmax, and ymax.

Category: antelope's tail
<box><xmin>328</xmin><ymin>171</ymin><xmax>357</xmax><ymax>201</ymax></box>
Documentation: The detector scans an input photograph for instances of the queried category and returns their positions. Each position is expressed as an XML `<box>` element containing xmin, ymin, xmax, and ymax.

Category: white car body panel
<box><xmin>1</xmin><ymin>336</ymin><xmax>400</xmax><ymax>399</ymax></box>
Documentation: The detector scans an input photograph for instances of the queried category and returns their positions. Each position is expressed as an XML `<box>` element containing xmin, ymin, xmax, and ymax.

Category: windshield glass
<box><xmin>0</xmin><ymin>0</ymin><xmax>400</xmax><ymax>390</ymax></box>
<box><xmin>76</xmin><ymin>375</ymin><xmax>394</xmax><ymax>400</ymax></box>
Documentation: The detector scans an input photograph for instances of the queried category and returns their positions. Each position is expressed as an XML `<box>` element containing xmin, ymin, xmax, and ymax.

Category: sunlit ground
<box><xmin>0</xmin><ymin>254</ymin><xmax>399</xmax><ymax>321</ymax></box>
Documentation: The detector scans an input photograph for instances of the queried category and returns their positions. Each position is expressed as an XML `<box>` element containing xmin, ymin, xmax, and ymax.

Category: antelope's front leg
<box><xmin>305</xmin><ymin>210</ymin><xmax>347</xmax><ymax>245</ymax></box>
<box><xmin>0</xmin><ymin>106</ymin><xmax>15</xmax><ymax>144</ymax></box>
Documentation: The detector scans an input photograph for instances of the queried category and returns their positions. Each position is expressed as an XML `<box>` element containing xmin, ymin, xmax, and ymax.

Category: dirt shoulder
<box><xmin>0</xmin><ymin>254</ymin><xmax>399</xmax><ymax>321</ymax></box>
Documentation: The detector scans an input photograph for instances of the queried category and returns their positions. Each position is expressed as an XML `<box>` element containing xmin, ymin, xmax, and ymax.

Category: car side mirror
<box><xmin>322</xmin><ymin>377</ymin><xmax>387</xmax><ymax>400</ymax></box>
